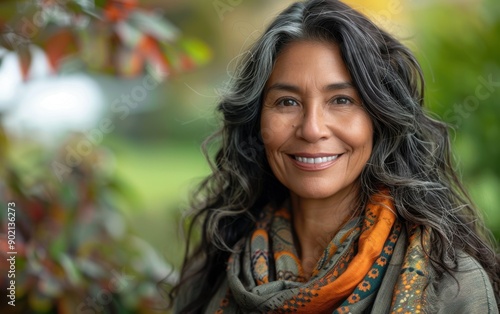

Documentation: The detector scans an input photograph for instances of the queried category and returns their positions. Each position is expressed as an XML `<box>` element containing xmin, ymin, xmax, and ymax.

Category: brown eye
<box><xmin>331</xmin><ymin>96</ymin><xmax>353</xmax><ymax>105</ymax></box>
<box><xmin>278</xmin><ymin>98</ymin><xmax>299</xmax><ymax>107</ymax></box>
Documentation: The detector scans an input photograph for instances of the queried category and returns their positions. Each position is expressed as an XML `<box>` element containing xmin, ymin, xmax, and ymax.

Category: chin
<box><xmin>290</xmin><ymin>188</ymin><xmax>341</xmax><ymax>201</ymax></box>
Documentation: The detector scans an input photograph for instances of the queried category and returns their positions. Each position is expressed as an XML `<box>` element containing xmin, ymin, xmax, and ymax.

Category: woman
<box><xmin>172</xmin><ymin>0</ymin><xmax>500</xmax><ymax>312</ymax></box>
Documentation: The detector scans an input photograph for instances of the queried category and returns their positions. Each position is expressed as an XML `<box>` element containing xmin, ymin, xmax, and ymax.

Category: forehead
<box><xmin>265</xmin><ymin>40</ymin><xmax>352</xmax><ymax>90</ymax></box>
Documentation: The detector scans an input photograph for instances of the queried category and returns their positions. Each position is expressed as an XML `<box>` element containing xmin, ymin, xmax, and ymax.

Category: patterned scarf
<box><xmin>207</xmin><ymin>190</ymin><xmax>430</xmax><ymax>313</ymax></box>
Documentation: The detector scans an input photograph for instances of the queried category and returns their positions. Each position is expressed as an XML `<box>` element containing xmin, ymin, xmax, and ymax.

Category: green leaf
<box><xmin>180</xmin><ymin>37</ymin><xmax>212</xmax><ymax>66</ymax></box>
<box><xmin>49</xmin><ymin>234</ymin><xmax>67</xmax><ymax>258</ymax></box>
<box><xmin>66</xmin><ymin>1</ymin><xmax>87</xmax><ymax>14</ymax></box>
<box><xmin>58</xmin><ymin>253</ymin><xmax>83</xmax><ymax>286</ymax></box>
<box><xmin>94</xmin><ymin>0</ymin><xmax>107</xmax><ymax>9</ymax></box>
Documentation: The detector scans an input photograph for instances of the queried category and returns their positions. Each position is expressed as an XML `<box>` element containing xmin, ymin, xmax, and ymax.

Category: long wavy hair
<box><xmin>170</xmin><ymin>0</ymin><xmax>500</xmax><ymax>312</ymax></box>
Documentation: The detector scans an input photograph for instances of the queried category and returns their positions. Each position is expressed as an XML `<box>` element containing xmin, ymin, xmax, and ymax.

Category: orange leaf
<box><xmin>129</xmin><ymin>48</ymin><xmax>144</xmax><ymax>75</ymax></box>
<box><xmin>117</xmin><ymin>46</ymin><xmax>144</xmax><ymax>77</ymax></box>
<box><xmin>138</xmin><ymin>35</ymin><xmax>171</xmax><ymax>77</ymax></box>
<box><xmin>44</xmin><ymin>30</ymin><xmax>76</xmax><ymax>72</ymax></box>
<box><xmin>104</xmin><ymin>6</ymin><xmax>123</xmax><ymax>22</ymax></box>
<box><xmin>104</xmin><ymin>0</ymin><xmax>138</xmax><ymax>22</ymax></box>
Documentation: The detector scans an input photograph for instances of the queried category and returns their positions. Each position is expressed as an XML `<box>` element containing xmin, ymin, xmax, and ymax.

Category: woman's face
<box><xmin>260</xmin><ymin>40</ymin><xmax>373</xmax><ymax>202</ymax></box>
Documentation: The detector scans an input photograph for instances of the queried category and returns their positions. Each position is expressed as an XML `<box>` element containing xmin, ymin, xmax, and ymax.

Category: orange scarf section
<box><xmin>285</xmin><ymin>193</ymin><xmax>396</xmax><ymax>313</ymax></box>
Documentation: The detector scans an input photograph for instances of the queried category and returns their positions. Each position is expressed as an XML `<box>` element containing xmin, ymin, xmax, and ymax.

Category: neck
<box><xmin>290</xmin><ymin>185</ymin><xmax>360</xmax><ymax>278</ymax></box>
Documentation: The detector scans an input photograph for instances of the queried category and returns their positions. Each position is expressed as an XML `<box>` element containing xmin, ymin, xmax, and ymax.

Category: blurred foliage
<box><xmin>0</xmin><ymin>0</ymin><xmax>211</xmax><ymax>80</ymax></box>
<box><xmin>0</xmin><ymin>129</ymin><xmax>176</xmax><ymax>313</ymax></box>
<box><xmin>411</xmin><ymin>0</ymin><xmax>500</xmax><ymax>240</ymax></box>
<box><xmin>0</xmin><ymin>0</ymin><xmax>214</xmax><ymax>312</ymax></box>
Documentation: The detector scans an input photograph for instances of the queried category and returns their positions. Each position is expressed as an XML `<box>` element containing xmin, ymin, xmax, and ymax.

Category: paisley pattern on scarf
<box><xmin>213</xmin><ymin>190</ymin><xmax>430</xmax><ymax>313</ymax></box>
<box><xmin>389</xmin><ymin>225</ymin><xmax>429</xmax><ymax>313</ymax></box>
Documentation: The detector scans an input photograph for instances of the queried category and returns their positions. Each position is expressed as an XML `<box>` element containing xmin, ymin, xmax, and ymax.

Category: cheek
<box><xmin>356</xmin><ymin>124</ymin><xmax>374</xmax><ymax>166</ymax></box>
<box><xmin>260</xmin><ymin>112</ymin><xmax>278</xmax><ymax>164</ymax></box>
<box><xmin>346</xmin><ymin>113</ymin><xmax>373</xmax><ymax>149</ymax></box>
<box><xmin>260</xmin><ymin>111</ymin><xmax>290</xmax><ymax>152</ymax></box>
<box><xmin>339</xmin><ymin>113</ymin><xmax>373</xmax><ymax>167</ymax></box>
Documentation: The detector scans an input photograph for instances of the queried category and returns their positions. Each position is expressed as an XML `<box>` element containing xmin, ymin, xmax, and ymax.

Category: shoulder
<box><xmin>430</xmin><ymin>252</ymin><xmax>498</xmax><ymax>314</ymax></box>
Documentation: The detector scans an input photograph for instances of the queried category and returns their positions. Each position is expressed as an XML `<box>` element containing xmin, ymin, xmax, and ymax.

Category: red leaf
<box><xmin>27</xmin><ymin>200</ymin><xmax>46</xmax><ymax>224</ymax></box>
<box><xmin>117</xmin><ymin>46</ymin><xmax>144</xmax><ymax>77</ymax></box>
<box><xmin>18</xmin><ymin>46</ymin><xmax>32</xmax><ymax>81</ymax></box>
<box><xmin>44</xmin><ymin>30</ymin><xmax>76</xmax><ymax>72</ymax></box>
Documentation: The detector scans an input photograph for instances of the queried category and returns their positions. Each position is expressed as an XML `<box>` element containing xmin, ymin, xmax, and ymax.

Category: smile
<box><xmin>294</xmin><ymin>155</ymin><xmax>339</xmax><ymax>164</ymax></box>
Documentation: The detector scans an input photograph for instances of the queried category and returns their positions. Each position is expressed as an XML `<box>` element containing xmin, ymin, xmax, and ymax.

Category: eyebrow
<box><xmin>264</xmin><ymin>82</ymin><xmax>355</xmax><ymax>95</ymax></box>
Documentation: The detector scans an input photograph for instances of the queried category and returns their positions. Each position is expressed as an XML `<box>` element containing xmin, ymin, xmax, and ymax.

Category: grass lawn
<box><xmin>104</xmin><ymin>137</ymin><xmax>211</xmax><ymax>268</ymax></box>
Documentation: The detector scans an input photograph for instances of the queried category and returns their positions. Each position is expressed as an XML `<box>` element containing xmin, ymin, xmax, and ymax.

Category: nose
<box><xmin>296</xmin><ymin>102</ymin><xmax>331</xmax><ymax>143</ymax></box>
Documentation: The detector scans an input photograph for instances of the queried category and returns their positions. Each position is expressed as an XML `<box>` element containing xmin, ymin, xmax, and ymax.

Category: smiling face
<box><xmin>260</xmin><ymin>40</ymin><xmax>373</xmax><ymax>204</ymax></box>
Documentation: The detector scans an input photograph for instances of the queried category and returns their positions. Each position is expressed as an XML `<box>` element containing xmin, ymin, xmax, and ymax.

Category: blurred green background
<box><xmin>0</xmin><ymin>0</ymin><xmax>498</xmax><ymax>312</ymax></box>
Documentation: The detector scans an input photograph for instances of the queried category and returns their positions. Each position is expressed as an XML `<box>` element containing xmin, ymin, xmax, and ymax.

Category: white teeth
<box><xmin>295</xmin><ymin>155</ymin><xmax>339</xmax><ymax>164</ymax></box>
